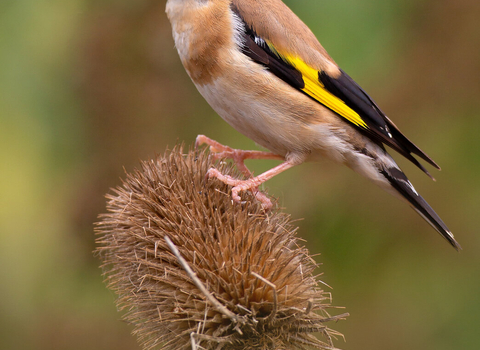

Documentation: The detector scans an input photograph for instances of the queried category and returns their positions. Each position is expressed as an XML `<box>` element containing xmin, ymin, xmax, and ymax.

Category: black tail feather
<box><xmin>381</xmin><ymin>166</ymin><xmax>461</xmax><ymax>250</ymax></box>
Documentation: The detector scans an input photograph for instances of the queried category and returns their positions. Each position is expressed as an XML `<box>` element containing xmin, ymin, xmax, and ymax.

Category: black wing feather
<box><xmin>240</xmin><ymin>28</ymin><xmax>305</xmax><ymax>90</ymax></box>
<box><xmin>234</xmin><ymin>6</ymin><xmax>439</xmax><ymax>178</ymax></box>
<box><xmin>319</xmin><ymin>70</ymin><xmax>440</xmax><ymax>173</ymax></box>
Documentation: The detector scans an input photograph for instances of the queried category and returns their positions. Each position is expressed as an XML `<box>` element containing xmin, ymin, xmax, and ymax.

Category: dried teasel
<box><xmin>96</xmin><ymin>145</ymin><xmax>347</xmax><ymax>350</ymax></box>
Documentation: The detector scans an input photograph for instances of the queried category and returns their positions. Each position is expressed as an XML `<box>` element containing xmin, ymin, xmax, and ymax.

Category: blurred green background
<box><xmin>1</xmin><ymin>0</ymin><xmax>479</xmax><ymax>349</ymax></box>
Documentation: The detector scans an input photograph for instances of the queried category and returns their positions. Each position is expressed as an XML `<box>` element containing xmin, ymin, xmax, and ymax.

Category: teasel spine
<box><xmin>96</xmin><ymin>145</ymin><xmax>347</xmax><ymax>350</ymax></box>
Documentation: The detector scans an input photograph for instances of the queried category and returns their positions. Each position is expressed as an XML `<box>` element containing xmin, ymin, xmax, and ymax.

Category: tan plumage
<box><xmin>166</xmin><ymin>0</ymin><xmax>460</xmax><ymax>249</ymax></box>
<box><xmin>167</xmin><ymin>0</ymin><xmax>233</xmax><ymax>85</ymax></box>
<box><xmin>231</xmin><ymin>0</ymin><xmax>340</xmax><ymax>75</ymax></box>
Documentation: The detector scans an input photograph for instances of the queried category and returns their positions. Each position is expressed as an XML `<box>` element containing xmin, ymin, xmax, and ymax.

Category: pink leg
<box><xmin>196</xmin><ymin>135</ymin><xmax>298</xmax><ymax>210</ymax></box>
<box><xmin>206</xmin><ymin>160</ymin><xmax>298</xmax><ymax>209</ymax></box>
<box><xmin>196</xmin><ymin>135</ymin><xmax>283</xmax><ymax>178</ymax></box>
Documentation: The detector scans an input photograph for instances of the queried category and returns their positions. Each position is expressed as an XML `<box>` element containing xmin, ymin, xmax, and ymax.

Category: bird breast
<box><xmin>166</xmin><ymin>0</ymin><xmax>360</xmax><ymax>163</ymax></box>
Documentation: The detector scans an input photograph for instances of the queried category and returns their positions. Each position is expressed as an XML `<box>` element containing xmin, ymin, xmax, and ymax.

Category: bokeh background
<box><xmin>1</xmin><ymin>0</ymin><xmax>479</xmax><ymax>349</ymax></box>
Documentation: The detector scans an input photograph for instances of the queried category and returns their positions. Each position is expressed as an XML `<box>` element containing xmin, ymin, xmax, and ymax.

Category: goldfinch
<box><xmin>166</xmin><ymin>0</ymin><xmax>460</xmax><ymax>249</ymax></box>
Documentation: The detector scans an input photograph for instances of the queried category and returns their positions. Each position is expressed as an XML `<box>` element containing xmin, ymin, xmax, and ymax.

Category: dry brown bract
<box><xmin>96</xmin><ymin>145</ymin><xmax>347</xmax><ymax>350</ymax></box>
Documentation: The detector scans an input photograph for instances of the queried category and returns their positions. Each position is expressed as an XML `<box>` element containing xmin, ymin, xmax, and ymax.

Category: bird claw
<box><xmin>198</xmin><ymin>135</ymin><xmax>284</xmax><ymax>210</ymax></box>
<box><xmin>206</xmin><ymin>167</ymin><xmax>273</xmax><ymax>210</ymax></box>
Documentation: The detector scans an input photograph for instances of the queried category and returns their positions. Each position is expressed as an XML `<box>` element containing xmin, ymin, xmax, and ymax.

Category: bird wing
<box><xmin>231</xmin><ymin>1</ymin><xmax>440</xmax><ymax>178</ymax></box>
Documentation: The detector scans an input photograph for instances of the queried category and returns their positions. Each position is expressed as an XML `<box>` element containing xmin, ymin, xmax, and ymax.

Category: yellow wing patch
<box><xmin>267</xmin><ymin>43</ymin><xmax>368</xmax><ymax>129</ymax></box>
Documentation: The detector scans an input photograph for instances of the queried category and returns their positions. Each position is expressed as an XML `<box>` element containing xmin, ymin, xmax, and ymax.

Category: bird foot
<box><xmin>197</xmin><ymin>135</ymin><xmax>286</xmax><ymax>209</ymax></box>
<box><xmin>206</xmin><ymin>168</ymin><xmax>273</xmax><ymax>209</ymax></box>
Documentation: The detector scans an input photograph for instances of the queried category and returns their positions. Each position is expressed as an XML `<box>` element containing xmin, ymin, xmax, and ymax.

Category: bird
<box><xmin>165</xmin><ymin>0</ymin><xmax>460</xmax><ymax>249</ymax></box>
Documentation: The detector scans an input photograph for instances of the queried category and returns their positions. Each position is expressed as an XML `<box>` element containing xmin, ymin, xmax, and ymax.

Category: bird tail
<box><xmin>379</xmin><ymin>165</ymin><xmax>461</xmax><ymax>250</ymax></box>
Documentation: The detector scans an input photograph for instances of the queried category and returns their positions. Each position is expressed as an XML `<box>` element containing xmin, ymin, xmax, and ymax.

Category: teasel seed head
<box><xmin>96</xmin><ymin>145</ymin><xmax>347</xmax><ymax>350</ymax></box>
